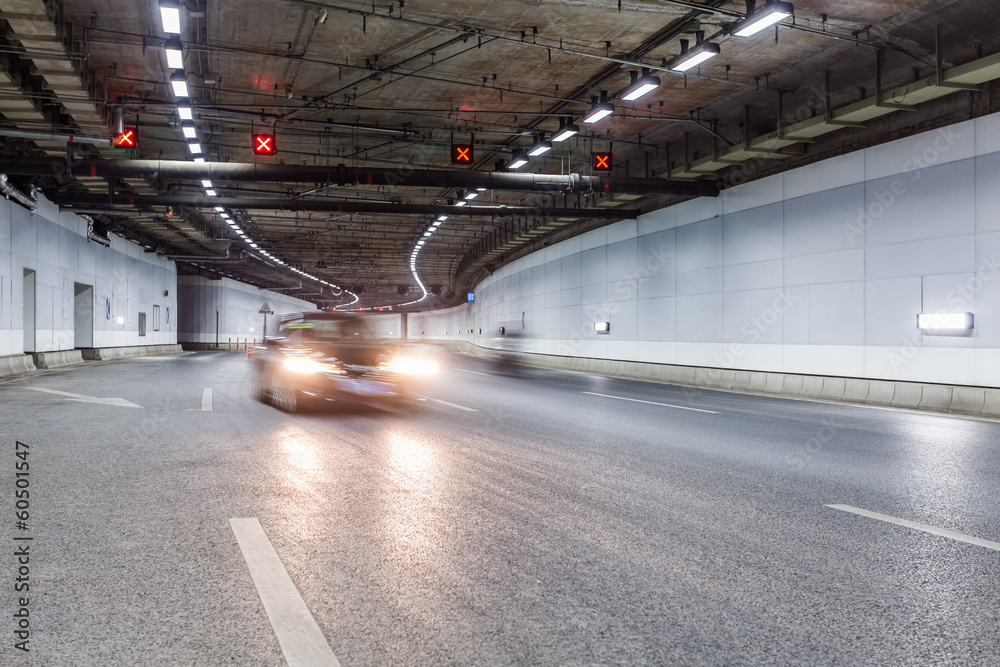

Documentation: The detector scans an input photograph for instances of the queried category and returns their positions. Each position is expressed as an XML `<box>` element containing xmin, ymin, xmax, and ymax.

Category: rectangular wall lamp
<box><xmin>595</xmin><ymin>322</ymin><xmax>610</xmax><ymax>333</ymax></box>
<box><xmin>917</xmin><ymin>313</ymin><xmax>974</xmax><ymax>330</ymax></box>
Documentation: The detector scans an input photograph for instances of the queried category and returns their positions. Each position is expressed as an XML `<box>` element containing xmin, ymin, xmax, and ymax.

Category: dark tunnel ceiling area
<box><xmin>0</xmin><ymin>0</ymin><xmax>997</xmax><ymax>309</ymax></box>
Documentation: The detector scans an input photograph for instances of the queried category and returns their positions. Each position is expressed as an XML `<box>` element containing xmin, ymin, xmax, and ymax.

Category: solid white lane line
<box><xmin>582</xmin><ymin>391</ymin><xmax>720</xmax><ymax>414</ymax></box>
<box><xmin>454</xmin><ymin>368</ymin><xmax>491</xmax><ymax>376</ymax></box>
<box><xmin>28</xmin><ymin>387</ymin><xmax>144</xmax><ymax>409</ymax></box>
<box><xmin>229</xmin><ymin>518</ymin><xmax>342</xmax><ymax>667</ymax></box>
<box><xmin>825</xmin><ymin>504</ymin><xmax>1000</xmax><ymax>552</ymax></box>
<box><xmin>201</xmin><ymin>388</ymin><xmax>214</xmax><ymax>412</ymax></box>
<box><xmin>424</xmin><ymin>396</ymin><xmax>479</xmax><ymax>412</ymax></box>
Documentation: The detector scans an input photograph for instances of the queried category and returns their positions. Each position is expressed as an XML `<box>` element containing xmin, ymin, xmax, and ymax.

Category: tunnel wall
<box><xmin>0</xmin><ymin>196</ymin><xmax>177</xmax><ymax>356</ymax></box>
<box><xmin>176</xmin><ymin>276</ymin><xmax>315</xmax><ymax>345</ymax></box>
<box><xmin>436</xmin><ymin>112</ymin><xmax>1000</xmax><ymax>387</ymax></box>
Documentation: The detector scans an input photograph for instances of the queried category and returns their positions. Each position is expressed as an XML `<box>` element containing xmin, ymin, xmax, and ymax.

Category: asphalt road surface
<box><xmin>0</xmin><ymin>347</ymin><xmax>998</xmax><ymax>666</ymax></box>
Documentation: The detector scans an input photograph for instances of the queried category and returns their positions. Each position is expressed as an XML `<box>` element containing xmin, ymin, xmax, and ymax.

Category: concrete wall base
<box><xmin>0</xmin><ymin>354</ymin><xmax>37</xmax><ymax>376</ymax></box>
<box><xmin>459</xmin><ymin>344</ymin><xmax>1000</xmax><ymax>421</ymax></box>
<box><xmin>33</xmin><ymin>350</ymin><xmax>84</xmax><ymax>369</ymax></box>
<box><xmin>80</xmin><ymin>345</ymin><xmax>184</xmax><ymax>361</ymax></box>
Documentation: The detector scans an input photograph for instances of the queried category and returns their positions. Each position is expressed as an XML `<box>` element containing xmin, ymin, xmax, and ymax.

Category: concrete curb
<box><xmin>81</xmin><ymin>344</ymin><xmax>184</xmax><ymax>361</ymax></box>
<box><xmin>33</xmin><ymin>350</ymin><xmax>84</xmax><ymax>369</ymax></box>
<box><xmin>455</xmin><ymin>344</ymin><xmax>1000</xmax><ymax>421</ymax></box>
<box><xmin>0</xmin><ymin>354</ymin><xmax>36</xmax><ymax>376</ymax></box>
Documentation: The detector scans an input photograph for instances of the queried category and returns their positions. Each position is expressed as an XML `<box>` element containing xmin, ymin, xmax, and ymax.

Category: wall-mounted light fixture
<box><xmin>595</xmin><ymin>322</ymin><xmax>610</xmax><ymax>333</ymax></box>
<box><xmin>917</xmin><ymin>313</ymin><xmax>974</xmax><ymax>331</ymax></box>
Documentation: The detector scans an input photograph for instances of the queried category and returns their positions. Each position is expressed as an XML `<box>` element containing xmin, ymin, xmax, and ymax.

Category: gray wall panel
<box><xmin>677</xmin><ymin>267</ymin><xmax>723</xmax><ymax>296</ymax></box>
<box><xmin>676</xmin><ymin>293</ymin><xmax>723</xmax><ymax>343</ymax></box>
<box><xmin>723</xmin><ymin>203</ymin><xmax>784</xmax><ymax>265</ymax></box>
<box><xmin>784</xmin><ymin>249</ymin><xmax>865</xmax><ymax>287</ymax></box>
<box><xmin>783</xmin><ymin>183</ymin><xmax>865</xmax><ymax>257</ymax></box>
<box><xmin>723</xmin><ymin>259</ymin><xmax>783</xmax><ymax>292</ymax></box>
<box><xmin>677</xmin><ymin>218</ymin><xmax>722</xmax><ymax>272</ymax></box>
<box><xmin>864</xmin><ymin>278</ymin><xmax>922</xmax><ymax>346</ymax></box>
<box><xmin>637</xmin><ymin>297</ymin><xmax>676</xmax><ymax>342</ymax></box>
<box><xmin>808</xmin><ymin>282</ymin><xmax>864</xmax><ymax>345</ymax></box>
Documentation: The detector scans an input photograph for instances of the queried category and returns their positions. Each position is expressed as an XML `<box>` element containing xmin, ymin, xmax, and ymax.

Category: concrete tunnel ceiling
<box><xmin>0</xmin><ymin>0</ymin><xmax>998</xmax><ymax>309</ymax></box>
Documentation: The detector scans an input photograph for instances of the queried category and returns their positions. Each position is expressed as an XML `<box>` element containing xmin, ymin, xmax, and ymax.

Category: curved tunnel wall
<box><xmin>420</xmin><ymin>112</ymin><xmax>1000</xmax><ymax>388</ymax></box>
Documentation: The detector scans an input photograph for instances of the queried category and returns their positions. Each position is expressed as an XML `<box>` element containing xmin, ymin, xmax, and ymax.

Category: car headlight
<box><xmin>283</xmin><ymin>357</ymin><xmax>327</xmax><ymax>374</ymax></box>
<box><xmin>382</xmin><ymin>356</ymin><xmax>438</xmax><ymax>375</ymax></box>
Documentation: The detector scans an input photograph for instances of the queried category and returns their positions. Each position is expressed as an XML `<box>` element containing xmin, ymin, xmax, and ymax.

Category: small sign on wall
<box><xmin>105</xmin><ymin>298</ymin><xmax>111</xmax><ymax>320</ymax></box>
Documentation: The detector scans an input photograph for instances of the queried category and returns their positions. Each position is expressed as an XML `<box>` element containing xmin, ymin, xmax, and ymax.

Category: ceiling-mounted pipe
<box><xmin>0</xmin><ymin>128</ymin><xmax>112</xmax><ymax>146</ymax></box>
<box><xmin>0</xmin><ymin>158</ymin><xmax>720</xmax><ymax>197</ymax></box>
<box><xmin>0</xmin><ymin>174</ymin><xmax>36</xmax><ymax>213</ymax></box>
<box><xmin>55</xmin><ymin>195</ymin><xmax>642</xmax><ymax>219</ymax></box>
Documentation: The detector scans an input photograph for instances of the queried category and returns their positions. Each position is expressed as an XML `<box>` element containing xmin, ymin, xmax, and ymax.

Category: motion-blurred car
<box><xmin>252</xmin><ymin>311</ymin><xmax>437</xmax><ymax>411</ymax></box>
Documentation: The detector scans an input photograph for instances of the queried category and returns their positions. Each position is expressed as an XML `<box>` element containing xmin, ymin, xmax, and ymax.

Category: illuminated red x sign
<box><xmin>451</xmin><ymin>143</ymin><xmax>473</xmax><ymax>164</ymax></box>
<box><xmin>115</xmin><ymin>126</ymin><xmax>138</xmax><ymax>148</ymax></box>
<box><xmin>593</xmin><ymin>151</ymin><xmax>613</xmax><ymax>172</ymax></box>
<box><xmin>253</xmin><ymin>133</ymin><xmax>276</xmax><ymax>155</ymax></box>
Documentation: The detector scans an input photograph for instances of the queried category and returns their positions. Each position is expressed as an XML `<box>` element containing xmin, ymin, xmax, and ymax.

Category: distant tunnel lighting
<box><xmin>669</xmin><ymin>41</ymin><xmax>721</xmax><ymax>72</ymax></box>
<box><xmin>170</xmin><ymin>71</ymin><xmax>189</xmax><ymax>97</ymax></box>
<box><xmin>192</xmin><ymin>157</ymin><xmax>205</xmax><ymax>162</ymax></box>
<box><xmin>917</xmin><ymin>313</ymin><xmax>974</xmax><ymax>330</ymax></box>
<box><xmin>182</xmin><ymin>125</ymin><xmax>197</xmax><ymax>139</ymax></box>
<box><xmin>188</xmin><ymin>142</ymin><xmax>202</xmax><ymax>154</ymax></box>
<box><xmin>621</xmin><ymin>71</ymin><xmax>660</xmax><ymax>101</ymax></box>
<box><xmin>476</xmin><ymin>187</ymin><xmax>487</xmax><ymax>191</ymax></box>
<box><xmin>178</xmin><ymin>106</ymin><xmax>193</xmax><ymax>120</ymax></box>
<box><xmin>423</xmin><ymin>231</ymin><xmax>432</xmax><ymax>237</ymax></box>
<box><xmin>165</xmin><ymin>38</ymin><xmax>184</xmax><ymax>68</ymax></box>
<box><xmin>159</xmin><ymin>0</ymin><xmax>181</xmax><ymax>34</ymax></box>
<box><xmin>594</xmin><ymin>322</ymin><xmax>610</xmax><ymax>332</ymax></box>
<box><xmin>464</xmin><ymin>191</ymin><xmax>478</xmax><ymax>200</ymax></box>
<box><xmin>436</xmin><ymin>215</ymin><xmax>448</xmax><ymax>221</ymax></box>
<box><xmin>205</xmin><ymin>189</ymin><xmax>217</xmax><ymax>196</ymax></box>
<box><xmin>582</xmin><ymin>100</ymin><xmax>614</xmax><ymax>124</ymax></box>
<box><xmin>508</xmin><ymin>149</ymin><xmax>529</xmax><ymax>169</ymax></box>
<box><xmin>455</xmin><ymin>200</ymin><xmax>467</xmax><ymax>206</ymax></box>
<box><xmin>202</xmin><ymin>180</ymin><xmax>213</xmax><ymax>188</ymax></box>
<box><xmin>733</xmin><ymin>1</ymin><xmax>794</xmax><ymax>37</ymax></box>
<box><xmin>214</xmin><ymin>206</ymin><xmax>225</xmax><ymax>212</ymax></box>
<box><xmin>551</xmin><ymin>119</ymin><xmax>579</xmax><ymax>142</ymax></box>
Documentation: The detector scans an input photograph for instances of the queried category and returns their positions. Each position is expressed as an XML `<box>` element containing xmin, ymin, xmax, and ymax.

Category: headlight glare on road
<box><xmin>382</xmin><ymin>356</ymin><xmax>438</xmax><ymax>375</ymax></box>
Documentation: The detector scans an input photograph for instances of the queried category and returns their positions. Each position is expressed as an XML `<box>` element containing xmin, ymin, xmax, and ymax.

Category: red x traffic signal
<box><xmin>252</xmin><ymin>133</ymin><xmax>276</xmax><ymax>155</ymax></box>
<box><xmin>593</xmin><ymin>151</ymin><xmax>613</xmax><ymax>172</ymax></box>
<box><xmin>115</xmin><ymin>126</ymin><xmax>138</xmax><ymax>148</ymax></box>
<box><xmin>451</xmin><ymin>143</ymin><xmax>474</xmax><ymax>164</ymax></box>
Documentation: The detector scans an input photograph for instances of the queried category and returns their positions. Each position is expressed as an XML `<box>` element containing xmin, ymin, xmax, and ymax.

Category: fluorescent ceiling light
<box><xmin>178</xmin><ymin>106</ymin><xmax>193</xmax><ymax>120</ymax></box>
<box><xmin>159</xmin><ymin>0</ymin><xmax>181</xmax><ymax>34</ymax></box>
<box><xmin>201</xmin><ymin>180</ymin><xmax>213</xmax><ymax>188</ymax></box>
<box><xmin>621</xmin><ymin>71</ymin><xmax>661</xmax><ymax>101</ymax></box>
<box><xmin>669</xmin><ymin>41</ymin><xmax>721</xmax><ymax>72</ymax></box>
<box><xmin>432</xmin><ymin>221</ymin><xmax>442</xmax><ymax>227</ymax></box>
<box><xmin>528</xmin><ymin>140</ymin><xmax>552</xmax><ymax>157</ymax></box>
<box><xmin>192</xmin><ymin>157</ymin><xmax>205</xmax><ymax>162</ymax></box>
<box><xmin>476</xmin><ymin>187</ymin><xmax>487</xmax><ymax>191</ymax></box>
<box><xmin>551</xmin><ymin>120</ymin><xmax>579</xmax><ymax>142</ymax></box>
<box><xmin>464</xmin><ymin>191</ymin><xmax>478</xmax><ymax>200</ymax></box>
<box><xmin>250</xmin><ymin>243</ymin><xmax>258</xmax><ymax>248</ymax></box>
<box><xmin>188</xmin><ymin>142</ymin><xmax>202</xmax><ymax>154</ymax></box>
<box><xmin>214</xmin><ymin>206</ymin><xmax>225</xmax><ymax>212</ymax></box>
<box><xmin>436</xmin><ymin>215</ymin><xmax>448</xmax><ymax>221</ymax></box>
<box><xmin>917</xmin><ymin>313</ymin><xmax>974</xmax><ymax>330</ymax></box>
<box><xmin>582</xmin><ymin>101</ymin><xmax>614</xmax><ymax>124</ymax></box>
<box><xmin>182</xmin><ymin>125</ymin><xmax>197</xmax><ymax>139</ymax></box>
<box><xmin>205</xmin><ymin>189</ymin><xmax>216</xmax><ymax>196</ymax></box>
<box><xmin>170</xmin><ymin>71</ymin><xmax>189</xmax><ymax>97</ymax></box>
<box><xmin>165</xmin><ymin>38</ymin><xmax>184</xmax><ymax>69</ymax></box>
<box><xmin>508</xmin><ymin>149</ymin><xmax>529</xmax><ymax>169</ymax></box>
<box><xmin>733</xmin><ymin>1</ymin><xmax>794</xmax><ymax>37</ymax></box>
<box><xmin>423</xmin><ymin>231</ymin><xmax>432</xmax><ymax>236</ymax></box>
<box><xmin>455</xmin><ymin>200</ymin><xmax>467</xmax><ymax>207</ymax></box>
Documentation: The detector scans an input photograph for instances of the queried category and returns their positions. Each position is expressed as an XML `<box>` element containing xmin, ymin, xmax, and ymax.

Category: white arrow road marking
<box><xmin>202</xmin><ymin>388</ymin><xmax>214</xmax><ymax>411</ymax></box>
<box><xmin>826</xmin><ymin>504</ymin><xmax>1000</xmax><ymax>552</ymax></box>
<box><xmin>230</xmin><ymin>518</ymin><xmax>341</xmax><ymax>667</ymax></box>
<box><xmin>28</xmin><ymin>387</ymin><xmax>144</xmax><ymax>409</ymax></box>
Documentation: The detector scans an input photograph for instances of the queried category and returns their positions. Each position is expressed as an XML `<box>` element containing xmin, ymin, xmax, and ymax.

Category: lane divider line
<box><xmin>582</xmin><ymin>391</ymin><xmax>720</xmax><ymax>414</ymax></box>
<box><xmin>418</xmin><ymin>396</ymin><xmax>479</xmax><ymax>412</ymax></box>
<box><xmin>454</xmin><ymin>368</ymin><xmax>491</xmax><ymax>376</ymax></box>
<box><xmin>202</xmin><ymin>388</ymin><xmax>214</xmax><ymax>412</ymax></box>
<box><xmin>825</xmin><ymin>504</ymin><xmax>1000</xmax><ymax>552</ymax></box>
<box><xmin>229</xmin><ymin>518</ymin><xmax>342</xmax><ymax>667</ymax></box>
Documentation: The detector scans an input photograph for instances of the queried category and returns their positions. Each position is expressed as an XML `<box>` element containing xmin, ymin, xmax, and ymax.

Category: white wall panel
<box><xmin>784</xmin><ymin>249</ymin><xmax>865</xmax><ymax>287</ymax></box>
<box><xmin>974</xmin><ymin>152</ymin><xmax>1000</xmax><ymax>233</ymax></box>
<box><xmin>864</xmin><ymin>234</ymin><xmax>974</xmax><ymax>281</ymax></box>
<box><xmin>723</xmin><ymin>203</ymin><xmax>784</xmax><ymax>265</ymax></box>
<box><xmin>723</xmin><ymin>260</ymin><xmax>783</xmax><ymax>292</ymax></box>
<box><xmin>676</xmin><ymin>267</ymin><xmax>723</xmax><ymax>296</ymax></box>
<box><xmin>677</xmin><ymin>217</ymin><xmax>722</xmax><ymax>272</ymax></box>
<box><xmin>864</xmin><ymin>278</ymin><xmax>922</xmax><ymax>346</ymax></box>
<box><xmin>783</xmin><ymin>151</ymin><xmax>865</xmax><ymax>200</ymax></box>
<box><xmin>784</xmin><ymin>184</ymin><xmax>865</xmax><ymax>257</ymax></box>
<box><xmin>808</xmin><ymin>282</ymin><xmax>864</xmax><ymax>346</ymax></box>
